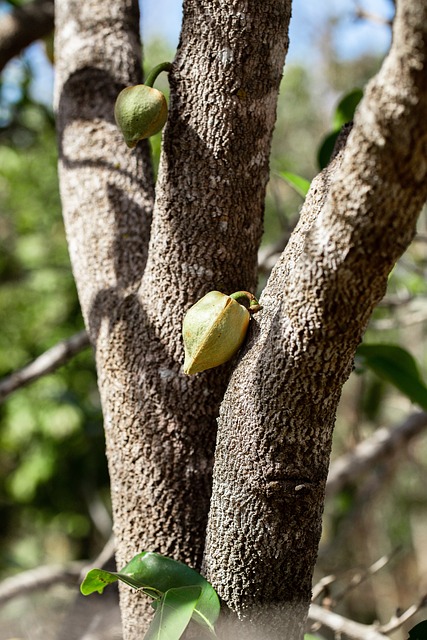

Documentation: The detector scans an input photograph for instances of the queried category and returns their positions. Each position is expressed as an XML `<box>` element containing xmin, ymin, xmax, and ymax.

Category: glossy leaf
<box><xmin>317</xmin><ymin>130</ymin><xmax>339</xmax><ymax>170</ymax></box>
<box><xmin>356</xmin><ymin>344</ymin><xmax>427</xmax><ymax>411</ymax></box>
<box><xmin>81</xmin><ymin>552</ymin><xmax>220</xmax><ymax>630</ymax></box>
<box><xmin>317</xmin><ymin>88</ymin><xmax>363</xmax><ymax>169</ymax></box>
<box><xmin>332</xmin><ymin>88</ymin><xmax>363</xmax><ymax>130</ymax></box>
<box><xmin>80</xmin><ymin>567</ymin><xmax>150</xmax><ymax>595</ymax></box>
<box><xmin>279</xmin><ymin>170</ymin><xmax>311</xmax><ymax>197</ymax></box>
<box><xmin>145</xmin><ymin>586</ymin><xmax>202</xmax><ymax>640</ymax></box>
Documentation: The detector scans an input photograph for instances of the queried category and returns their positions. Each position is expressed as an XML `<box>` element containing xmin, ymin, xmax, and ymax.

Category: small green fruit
<box><xmin>114</xmin><ymin>84</ymin><xmax>168</xmax><ymax>148</ymax></box>
<box><xmin>182</xmin><ymin>291</ymin><xmax>261</xmax><ymax>375</ymax></box>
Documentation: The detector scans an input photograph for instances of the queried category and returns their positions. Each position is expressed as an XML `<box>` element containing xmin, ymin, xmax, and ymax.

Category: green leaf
<box><xmin>80</xmin><ymin>552</ymin><xmax>220</xmax><ymax>630</ymax></box>
<box><xmin>145</xmin><ymin>586</ymin><xmax>202</xmax><ymax>640</ymax></box>
<box><xmin>332</xmin><ymin>88</ymin><xmax>363</xmax><ymax>130</ymax></box>
<box><xmin>278</xmin><ymin>170</ymin><xmax>311</xmax><ymax>197</ymax></box>
<box><xmin>317</xmin><ymin>131</ymin><xmax>339</xmax><ymax>170</ymax></box>
<box><xmin>317</xmin><ymin>88</ymin><xmax>363</xmax><ymax>169</ymax></box>
<box><xmin>408</xmin><ymin>620</ymin><xmax>427</xmax><ymax>639</ymax></box>
<box><xmin>80</xmin><ymin>567</ymin><xmax>150</xmax><ymax>595</ymax></box>
<box><xmin>356</xmin><ymin>344</ymin><xmax>427</xmax><ymax>411</ymax></box>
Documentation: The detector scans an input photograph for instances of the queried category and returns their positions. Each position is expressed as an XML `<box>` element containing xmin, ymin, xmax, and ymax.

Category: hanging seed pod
<box><xmin>114</xmin><ymin>62</ymin><xmax>171</xmax><ymax>148</ymax></box>
<box><xmin>182</xmin><ymin>291</ymin><xmax>262</xmax><ymax>375</ymax></box>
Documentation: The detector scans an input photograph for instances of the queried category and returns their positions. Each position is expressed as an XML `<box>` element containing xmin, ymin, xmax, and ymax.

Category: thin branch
<box><xmin>333</xmin><ymin>550</ymin><xmax>401</xmax><ymax>606</ymax></box>
<box><xmin>0</xmin><ymin>0</ymin><xmax>54</xmax><ymax>73</ymax></box>
<box><xmin>378</xmin><ymin>593</ymin><xmax>427</xmax><ymax>635</ymax></box>
<box><xmin>0</xmin><ymin>536</ymin><xmax>115</xmax><ymax>606</ymax></box>
<box><xmin>354</xmin><ymin>5</ymin><xmax>393</xmax><ymax>28</ymax></box>
<box><xmin>377</xmin><ymin>292</ymin><xmax>416</xmax><ymax>308</ymax></box>
<box><xmin>0</xmin><ymin>330</ymin><xmax>91</xmax><ymax>403</ymax></box>
<box><xmin>312</xmin><ymin>550</ymin><xmax>399</xmax><ymax>604</ymax></box>
<box><xmin>325</xmin><ymin>412</ymin><xmax>427</xmax><ymax>499</ymax></box>
<box><xmin>372</xmin><ymin>308</ymin><xmax>427</xmax><ymax>330</ymax></box>
<box><xmin>309</xmin><ymin>592</ymin><xmax>427</xmax><ymax>639</ymax></box>
<box><xmin>308</xmin><ymin>604</ymin><xmax>389</xmax><ymax>640</ymax></box>
<box><xmin>0</xmin><ymin>561</ymin><xmax>84</xmax><ymax>606</ymax></box>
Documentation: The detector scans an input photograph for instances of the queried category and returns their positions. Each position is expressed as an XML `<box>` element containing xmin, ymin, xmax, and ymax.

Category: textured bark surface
<box><xmin>204</xmin><ymin>2</ymin><xmax>427</xmax><ymax>638</ymax></box>
<box><xmin>54</xmin><ymin>1</ymin><xmax>291</xmax><ymax>638</ymax></box>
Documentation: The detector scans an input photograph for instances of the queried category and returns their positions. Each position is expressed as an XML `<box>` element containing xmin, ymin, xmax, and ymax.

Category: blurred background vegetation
<box><xmin>1</xmin><ymin>0</ymin><xmax>427</xmax><ymax>638</ymax></box>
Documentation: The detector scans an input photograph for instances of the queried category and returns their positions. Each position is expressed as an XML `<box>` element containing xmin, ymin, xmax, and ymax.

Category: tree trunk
<box><xmin>204</xmin><ymin>2</ymin><xmax>427</xmax><ymax>638</ymax></box>
<box><xmin>54</xmin><ymin>0</ymin><xmax>291</xmax><ymax>637</ymax></box>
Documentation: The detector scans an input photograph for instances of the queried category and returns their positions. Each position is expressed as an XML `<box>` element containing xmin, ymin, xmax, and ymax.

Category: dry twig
<box><xmin>0</xmin><ymin>536</ymin><xmax>114</xmax><ymax>606</ymax></box>
<box><xmin>312</xmin><ymin>550</ymin><xmax>399</xmax><ymax>604</ymax></box>
<box><xmin>378</xmin><ymin>593</ymin><xmax>427</xmax><ymax>635</ymax></box>
<box><xmin>0</xmin><ymin>330</ymin><xmax>91</xmax><ymax>402</ymax></box>
<box><xmin>326</xmin><ymin>412</ymin><xmax>427</xmax><ymax>499</ymax></box>
<box><xmin>308</xmin><ymin>603</ymin><xmax>389</xmax><ymax>640</ymax></box>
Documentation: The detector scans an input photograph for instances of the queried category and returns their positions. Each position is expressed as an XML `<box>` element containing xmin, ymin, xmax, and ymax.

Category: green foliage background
<box><xmin>0</xmin><ymin>76</ymin><xmax>108</xmax><ymax>571</ymax></box>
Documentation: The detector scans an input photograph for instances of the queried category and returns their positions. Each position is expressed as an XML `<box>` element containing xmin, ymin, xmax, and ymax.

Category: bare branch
<box><xmin>308</xmin><ymin>604</ymin><xmax>389</xmax><ymax>640</ymax></box>
<box><xmin>0</xmin><ymin>536</ymin><xmax>115</xmax><ymax>606</ymax></box>
<box><xmin>325</xmin><ymin>412</ymin><xmax>427</xmax><ymax>499</ymax></box>
<box><xmin>0</xmin><ymin>561</ymin><xmax>83</xmax><ymax>606</ymax></box>
<box><xmin>354</xmin><ymin>5</ymin><xmax>393</xmax><ymax>28</ymax></box>
<box><xmin>378</xmin><ymin>593</ymin><xmax>427</xmax><ymax>635</ymax></box>
<box><xmin>0</xmin><ymin>330</ymin><xmax>90</xmax><ymax>403</ymax></box>
<box><xmin>373</xmin><ymin>308</ymin><xmax>427</xmax><ymax>330</ymax></box>
<box><xmin>0</xmin><ymin>0</ymin><xmax>54</xmax><ymax>73</ymax></box>
<box><xmin>309</xmin><ymin>590</ymin><xmax>427</xmax><ymax>639</ymax></box>
<box><xmin>312</xmin><ymin>550</ymin><xmax>399</xmax><ymax>603</ymax></box>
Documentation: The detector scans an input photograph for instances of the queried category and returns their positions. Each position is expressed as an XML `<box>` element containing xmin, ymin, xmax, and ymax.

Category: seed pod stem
<box><xmin>229</xmin><ymin>291</ymin><xmax>262</xmax><ymax>314</ymax></box>
<box><xmin>144</xmin><ymin>62</ymin><xmax>173</xmax><ymax>88</ymax></box>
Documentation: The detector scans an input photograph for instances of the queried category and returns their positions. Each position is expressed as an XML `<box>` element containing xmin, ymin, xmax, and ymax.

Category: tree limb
<box><xmin>0</xmin><ymin>561</ymin><xmax>83</xmax><ymax>606</ymax></box>
<box><xmin>0</xmin><ymin>0</ymin><xmax>54</xmax><ymax>73</ymax></box>
<box><xmin>0</xmin><ymin>330</ymin><xmax>90</xmax><ymax>402</ymax></box>
<box><xmin>308</xmin><ymin>604</ymin><xmax>389</xmax><ymax>640</ymax></box>
<box><xmin>312</xmin><ymin>550</ymin><xmax>400</xmax><ymax>603</ymax></box>
<box><xmin>0</xmin><ymin>536</ymin><xmax>115</xmax><ymax>606</ymax></box>
<box><xmin>378</xmin><ymin>593</ymin><xmax>427</xmax><ymax>635</ymax></box>
<box><xmin>204</xmin><ymin>1</ymin><xmax>427</xmax><ymax>637</ymax></box>
<box><xmin>325</xmin><ymin>412</ymin><xmax>427</xmax><ymax>499</ymax></box>
<box><xmin>308</xmin><ymin>590</ymin><xmax>427</xmax><ymax>639</ymax></box>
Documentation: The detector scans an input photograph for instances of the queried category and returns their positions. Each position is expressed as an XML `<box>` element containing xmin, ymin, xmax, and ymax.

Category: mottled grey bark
<box><xmin>54</xmin><ymin>1</ymin><xmax>291</xmax><ymax>638</ymax></box>
<box><xmin>204</xmin><ymin>1</ymin><xmax>427</xmax><ymax>638</ymax></box>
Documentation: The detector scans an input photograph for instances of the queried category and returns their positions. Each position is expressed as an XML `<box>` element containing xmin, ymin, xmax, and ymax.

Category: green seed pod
<box><xmin>182</xmin><ymin>291</ymin><xmax>261</xmax><ymax>375</ymax></box>
<box><xmin>114</xmin><ymin>84</ymin><xmax>168</xmax><ymax>148</ymax></box>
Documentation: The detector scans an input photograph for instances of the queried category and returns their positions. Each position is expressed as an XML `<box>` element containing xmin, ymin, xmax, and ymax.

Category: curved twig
<box><xmin>0</xmin><ymin>536</ymin><xmax>115</xmax><ymax>606</ymax></box>
<box><xmin>326</xmin><ymin>412</ymin><xmax>427</xmax><ymax>499</ymax></box>
<box><xmin>0</xmin><ymin>0</ymin><xmax>54</xmax><ymax>73</ymax></box>
<box><xmin>0</xmin><ymin>330</ymin><xmax>91</xmax><ymax>402</ymax></box>
<box><xmin>308</xmin><ymin>604</ymin><xmax>389</xmax><ymax>640</ymax></box>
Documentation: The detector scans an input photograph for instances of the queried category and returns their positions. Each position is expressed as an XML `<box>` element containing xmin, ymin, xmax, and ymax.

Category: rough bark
<box><xmin>54</xmin><ymin>1</ymin><xmax>291</xmax><ymax>638</ymax></box>
<box><xmin>0</xmin><ymin>0</ymin><xmax>54</xmax><ymax>73</ymax></box>
<box><xmin>204</xmin><ymin>1</ymin><xmax>427</xmax><ymax>638</ymax></box>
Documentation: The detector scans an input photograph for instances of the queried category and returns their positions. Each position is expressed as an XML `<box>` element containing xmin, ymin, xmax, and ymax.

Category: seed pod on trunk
<box><xmin>114</xmin><ymin>62</ymin><xmax>172</xmax><ymax>148</ymax></box>
<box><xmin>114</xmin><ymin>85</ymin><xmax>168</xmax><ymax>147</ymax></box>
<box><xmin>182</xmin><ymin>291</ymin><xmax>261</xmax><ymax>375</ymax></box>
